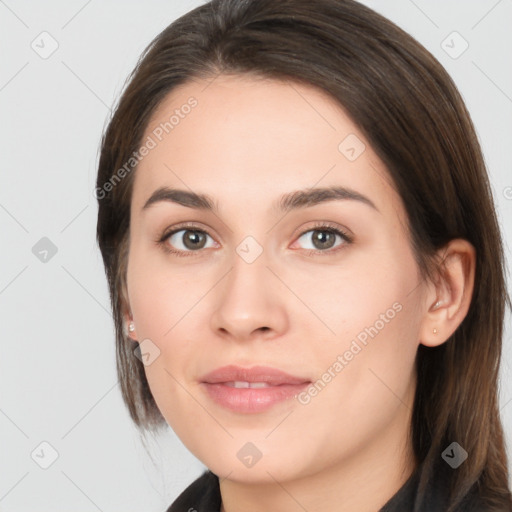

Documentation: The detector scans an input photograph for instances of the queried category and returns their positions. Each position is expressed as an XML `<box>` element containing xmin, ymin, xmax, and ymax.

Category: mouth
<box><xmin>199</xmin><ymin>365</ymin><xmax>311</xmax><ymax>413</ymax></box>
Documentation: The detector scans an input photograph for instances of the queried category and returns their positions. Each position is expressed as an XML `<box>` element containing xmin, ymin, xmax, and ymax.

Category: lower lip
<box><xmin>201</xmin><ymin>382</ymin><xmax>310</xmax><ymax>413</ymax></box>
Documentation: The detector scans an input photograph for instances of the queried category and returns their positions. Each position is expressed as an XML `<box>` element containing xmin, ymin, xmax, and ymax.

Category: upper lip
<box><xmin>200</xmin><ymin>365</ymin><xmax>311</xmax><ymax>386</ymax></box>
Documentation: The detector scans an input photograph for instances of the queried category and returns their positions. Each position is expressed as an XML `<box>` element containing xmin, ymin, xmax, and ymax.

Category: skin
<box><xmin>123</xmin><ymin>74</ymin><xmax>475</xmax><ymax>512</ymax></box>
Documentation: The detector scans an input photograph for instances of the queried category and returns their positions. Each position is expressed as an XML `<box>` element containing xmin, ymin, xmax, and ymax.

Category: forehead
<box><xmin>132</xmin><ymin>74</ymin><xmax>402</xmax><ymax>221</ymax></box>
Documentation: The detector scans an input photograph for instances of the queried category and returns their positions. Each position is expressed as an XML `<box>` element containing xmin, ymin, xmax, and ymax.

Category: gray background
<box><xmin>1</xmin><ymin>0</ymin><xmax>511</xmax><ymax>510</ymax></box>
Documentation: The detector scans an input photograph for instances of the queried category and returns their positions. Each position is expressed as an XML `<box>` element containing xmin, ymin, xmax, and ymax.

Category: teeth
<box><xmin>247</xmin><ymin>382</ymin><xmax>271</xmax><ymax>388</ymax></box>
<box><xmin>225</xmin><ymin>381</ymin><xmax>272</xmax><ymax>388</ymax></box>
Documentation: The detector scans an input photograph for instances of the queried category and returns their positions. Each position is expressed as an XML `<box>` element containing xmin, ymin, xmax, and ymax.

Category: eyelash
<box><xmin>156</xmin><ymin>221</ymin><xmax>353</xmax><ymax>258</ymax></box>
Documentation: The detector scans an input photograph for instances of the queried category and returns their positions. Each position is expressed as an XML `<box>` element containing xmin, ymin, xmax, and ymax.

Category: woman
<box><xmin>95</xmin><ymin>0</ymin><xmax>512</xmax><ymax>510</ymax></box>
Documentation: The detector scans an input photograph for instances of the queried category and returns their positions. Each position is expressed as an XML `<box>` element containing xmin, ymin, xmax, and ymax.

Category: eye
<box><xmin>159</xmin><ymin>225</ymin><xmax>217</xmax><ymax>256</ymax></box>
<box><xmin>157</xmin><ymin>221</ymin><xmax>352</xmax><ymax>258</ymax></box>
<box><xmin>293</xmin><ymin>223</ymin><xmax>352</xmax><ymax>254</ymax></box>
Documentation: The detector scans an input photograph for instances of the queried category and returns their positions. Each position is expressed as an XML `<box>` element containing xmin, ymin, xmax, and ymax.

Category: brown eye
<box><xmin>165</xmin><ymin>229</ymin><xmax>214</xmax><ymax>252</ymax></box>
<box><xmin>310</xmin><ymin>230</ymin><xmax>337</xmax><ymax>250</ymax></box>
<box><xmin>296</xmin><ymin>227</ymin><xmax>349</xmax><ymax>252</ymax></box>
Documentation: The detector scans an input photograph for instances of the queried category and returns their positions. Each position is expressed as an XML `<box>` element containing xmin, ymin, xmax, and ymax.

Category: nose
<box><xmin>209</xmin><ymin>251</ymin><xmax>289</xmax><ymax>343</ymax></box>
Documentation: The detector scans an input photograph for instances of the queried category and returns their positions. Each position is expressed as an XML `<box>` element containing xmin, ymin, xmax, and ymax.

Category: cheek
<box><xmin>287</xmin><ymin>249</ymin><xmax>419</xmax><ymax>350</ymax></box>
<box><xmin>127</xmin><ymin>245</ymin><xmax>208</xmax><ymax>340</ymax></box>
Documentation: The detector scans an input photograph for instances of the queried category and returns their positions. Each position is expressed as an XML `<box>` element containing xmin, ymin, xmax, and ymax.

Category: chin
<box><xmin>201</xmin><ymin>448</ymin><xmax>312</xmax><ymax>485</ymax></box>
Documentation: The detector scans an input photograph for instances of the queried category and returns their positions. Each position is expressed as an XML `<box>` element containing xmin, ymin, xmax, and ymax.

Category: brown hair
<box><xmin>96</xmin><ymin>0</ymin><xmax>511</xmax><ymax>509</ymax></box>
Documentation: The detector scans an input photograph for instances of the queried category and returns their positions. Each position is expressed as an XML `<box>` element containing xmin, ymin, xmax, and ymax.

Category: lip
<box><xmin>200</xmin><ymin>365</ymin><xmax>311</xmax><ymax>414</ymax></box>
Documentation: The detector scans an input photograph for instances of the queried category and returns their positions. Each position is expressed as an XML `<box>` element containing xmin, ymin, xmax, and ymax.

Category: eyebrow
<box><xmin>141</xmin><ymin>185</ymin><xmax>379</xmax><ymax>214</ymax></box>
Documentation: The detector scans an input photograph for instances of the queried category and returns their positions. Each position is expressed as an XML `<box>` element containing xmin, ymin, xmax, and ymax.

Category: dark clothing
<box><xmin>166</xmin><ymin>462</ymin><xmax>492</xmax><ymax>512</ymax></box>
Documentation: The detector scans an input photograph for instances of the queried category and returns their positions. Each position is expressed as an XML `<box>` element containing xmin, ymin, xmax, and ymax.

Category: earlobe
<box><xmin>123</xmin><ymin>310</ymin><xmax>137</xmax><ymax>341</ymax></box>
<box><xmin>419</xmin><ymin>239</ymin><xmax>476</xmax><ymax>348</ymax></box>
<box><xmin>120</xmin><ymin>277</ymin><xmax>138</xmax><ymax>341</ymax></box>
<box><xmin>123</xmin><ymin>315</ymin><xmax>138</xmax><ymax>341</ymax></box>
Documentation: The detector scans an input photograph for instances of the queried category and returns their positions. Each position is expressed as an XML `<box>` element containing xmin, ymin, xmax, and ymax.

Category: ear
<box><xmin>419</xmin><ymin>239</ymin><xmax>476</xmax><ymax>348</ymax></box>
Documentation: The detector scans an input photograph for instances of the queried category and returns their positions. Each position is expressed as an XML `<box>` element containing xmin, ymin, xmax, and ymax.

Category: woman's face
<box><xmin>125</xmin><ymin>74</ymin><xmax>429</xmax><ymax>483</ymax></box>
